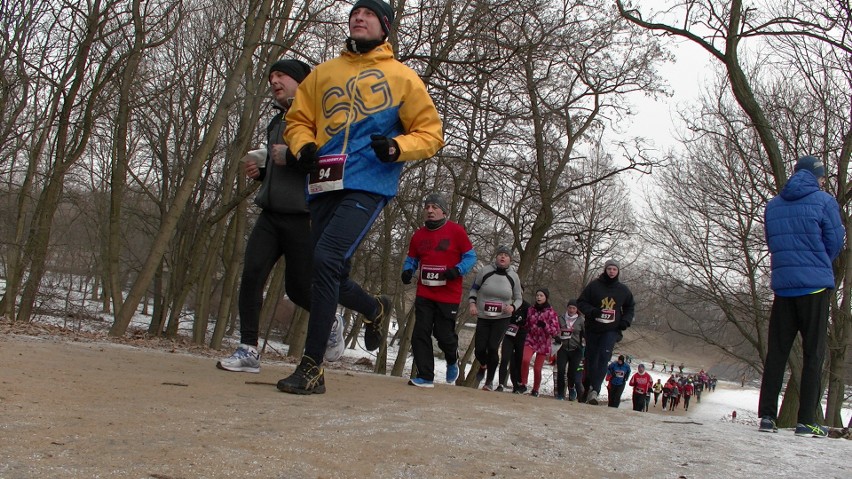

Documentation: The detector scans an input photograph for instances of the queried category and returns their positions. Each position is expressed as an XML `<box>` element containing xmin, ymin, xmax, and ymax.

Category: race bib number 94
<box><xmin>308</xmin><ymin>154</ymin><xmax>346</xmax><ymax>193</ymax></box>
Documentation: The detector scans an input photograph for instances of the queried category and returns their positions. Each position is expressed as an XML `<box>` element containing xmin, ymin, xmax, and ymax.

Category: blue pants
<box><xmin>583</xmin><ymin>329</ymin><xmax>619</xmax><ymax>394</ymax></box>
<box><xmin>303</xmin><ymin>191</ymin><xmax>387</xmax><ymax>364</ymax></box>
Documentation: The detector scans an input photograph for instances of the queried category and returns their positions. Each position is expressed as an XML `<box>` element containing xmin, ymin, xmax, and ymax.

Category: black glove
<box><xmin>537</xmin><ymin>320</ymin><xmax>546</xmax><ymax>328</ymax></box>
<box><xmin>553</xmin><ymin>337</ymin><xmax>563</xmax><ymax>345</ymax></box>
<box><xmin>401</xmin><ymin>269</ymin><xmax>414</xmax><ymax>284</ymax></box>
<box><xmin>618</xmin><ymin>320</ymin><xmax>629</xmax><ymax>331</ymax></box>
<box><xmin>370</xmin><ymin>135</ymin><xmax>400</xmax><ymax>163</ymax></box>
<box><xmin>295</xmin><ymin>143</ymin><xmax>319</xmax><ymax>174</ymax></box>
<box><xmin>443</xmin><ymin>267</ymin><xmax>460</xmax><ymax>280</ymax></box>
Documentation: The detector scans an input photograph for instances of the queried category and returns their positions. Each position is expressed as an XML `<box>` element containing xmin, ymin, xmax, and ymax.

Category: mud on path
<box><xmin>0</xmin><ymin>330</ymin><xmax>848</xmax><ymax>479</ymax></box>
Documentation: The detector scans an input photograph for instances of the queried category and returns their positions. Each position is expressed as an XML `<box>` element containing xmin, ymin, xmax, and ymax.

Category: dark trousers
<box><xmin>555</xmin><ymin>346</ymin><xmax>582</xmax><ymax>398</ymax></box>
<box><xmin>475</xmin><ymin>317</ymin><xmax>510</xmax><ymax>385</ymax></box>
<box><xmin>499</xmin><ymin>330</ymin><xmax>527</xmax><ymax>388</ymax></box>
<box><xmin>411</xmin><ymin>297</ymin><xmax>459</xmax><ymax>381</ymax></box>
<box><xmin>758</xmin><ymin>291</ymin><xmax>830</xmax><ymax>425</ymax></box>
<box><xmin>238</xmin><ymin>211</ymin><xmax>312</xmax><ymax>346</ymax></box>
<box><xmin>632</xmin><ymin>393</ymin><xmax>645</xmax><ymax>412</ymax></box>
<box><xmin>608</xmin><ymin>383</ymin><xmax>625</xmax><ymax>408</ymax></box>
<box><xmin>583</xmin><ymin>329</ymin><xmax>619</xmax><ymax>394</ymax></box>
<box><xmin>303</xmin><ymin>191</ymin><xmax>387</xmax><ymax>364</ymax></box>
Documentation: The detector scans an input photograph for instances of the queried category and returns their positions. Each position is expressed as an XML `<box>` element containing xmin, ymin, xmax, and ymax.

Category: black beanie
<box><xmin>268</xmin><ymin>59</ymin><xmax>311</xmax><ymax>84</ymax></box>
<box><xmin>536</xmin><ymin>288</ymin><xmax>550</xmax><ymax>301</ymax></box>
<box><xmin>350</xmin><ymin>0</ymin><xmax>395</xmax><ymax>38</ymax></box>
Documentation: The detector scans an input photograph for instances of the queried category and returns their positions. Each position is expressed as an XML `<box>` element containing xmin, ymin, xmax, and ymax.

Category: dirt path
<box><xmin>1</xmin><ymin>333</ymin><xmax>847</xmax><ymax>479</ymax></box>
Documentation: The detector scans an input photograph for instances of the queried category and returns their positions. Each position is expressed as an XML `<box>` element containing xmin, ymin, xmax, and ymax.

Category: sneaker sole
<box><xmin>408</xmin><ymin>379</ymin><xmax>434</xmax><ymax>388</ymax></box>
<box><xmin>277</xmin><ymin>383</ymin><xmax>326</xmax><ymax>395</ymax></box>
<box><xmin>794</xmin><ymin>432</ymin><xmax>826</xmax><ymax>438</ymax></box>
<box><xmin>758</xmin><ymin>428</ymin><xmax>778</xmax><ymax>433</ymax></box>
<box><xmin>216</xmin><ymin>362</ymin><xmax>260</xmax><ymax>374</ymax></box>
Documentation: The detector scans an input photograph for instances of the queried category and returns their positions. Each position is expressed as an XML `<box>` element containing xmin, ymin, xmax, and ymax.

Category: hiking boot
<box><xmin>277</xmin><ymin>356</ymin><xmax>326</xmax><ymax>395</ymax></box>
<box><xmin>216</xmin><ymin>344</ymin><xmax>260</xmax><ymax>373</ymax></box>
<box><xmin>795</xmin><ymin>423</ymin><xmax>828</xmax><ymax>438</ymax></box>
<box><xmin>495</xmin><ymin>385</ymin><xmax>505</xmax><ymax>392</ymax></box>
<box><xmin>568</xmin><ymin>389</ymin><xmax>577</xmax><ymax>402</ymax></box>
<box><xmin>446</xmin><ymin>362</ymin><xmax>459</xmax><ymax>384</ymax></box>
<box><xmin>323</xmin><ymin>314</ymin><xmax>345</xmax><ymax>362</ymax></box>
<box><xmin>408</xmin><ymin>377</ymin><xmax>434</xmax><ymax>388</ymax></box>
<box><xmin>475</xmin><ymin>365</ymin><xmax>487</xmax><ymax>384</ymax></box>
<box><xmin>363</xmin><ymin>295</ymin><xmax>391</xmax><ymax>351</ymax></box>
<box><xmin>758</xmin><ymin>416</ymin><xmax>778</xmax><ymax>433</ymax></box>
<box><xmin>587</xmin><ymin>390</ymin><xmax>599</xmax><ymax>405</ymax></box>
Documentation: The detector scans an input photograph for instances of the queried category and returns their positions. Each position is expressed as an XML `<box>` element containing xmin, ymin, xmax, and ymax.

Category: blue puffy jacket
<box><xmin>764</xmin><ymin>170</ymin><xmax>845</xmax><ymax>297</ymax></box>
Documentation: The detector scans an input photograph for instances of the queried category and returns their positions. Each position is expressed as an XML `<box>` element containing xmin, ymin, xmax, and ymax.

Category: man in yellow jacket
<box><xmin>277</xmin><ymin>0</ymin><xmax>444</xmax><ymax>395</ymax></box>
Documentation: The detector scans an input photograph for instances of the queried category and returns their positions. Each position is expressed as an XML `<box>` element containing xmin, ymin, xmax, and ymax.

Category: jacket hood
<box><xmin>780</xmin><ymin>170</ymin><xmax>821</xmax><ymax>201</ymax></box>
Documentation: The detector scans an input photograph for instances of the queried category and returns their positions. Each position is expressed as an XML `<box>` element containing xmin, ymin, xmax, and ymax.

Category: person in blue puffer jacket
<box><xmin>757</xmin><ymin>155</ymin><xmax>845</xmax><ymax>437</ymax></box>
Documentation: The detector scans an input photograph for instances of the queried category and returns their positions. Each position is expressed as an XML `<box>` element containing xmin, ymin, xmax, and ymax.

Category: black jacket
<box><xmin>253</xmin><ymin>109</ymin><xmax>309</xmax><ymax>214</ymax></box>
<box><xmin>577</xmin><ymin>273</ymin><xmax>635</xmax><ymax>334</ymax></box>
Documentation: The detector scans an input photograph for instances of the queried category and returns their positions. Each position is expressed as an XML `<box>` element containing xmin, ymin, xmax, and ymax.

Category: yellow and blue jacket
<box><xmin>284</xmin><ymin>42</ymin><xmax>444</xmax><ymax>198</ymax></box>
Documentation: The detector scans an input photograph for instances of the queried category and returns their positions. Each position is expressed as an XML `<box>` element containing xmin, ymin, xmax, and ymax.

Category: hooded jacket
<box><xmin>577</xmin><ymin>270</ymin><xmax>636</xmax><ymax>334</ymax></box>
<box><xmin>764</xmin><ymin>170</ymin><xmax>844</xmax><ymax>296</ymax></box>
<box><xmin>284</xmin><ymin>42</ymin><xmax>444</xmax><ymax>199</ymax></box>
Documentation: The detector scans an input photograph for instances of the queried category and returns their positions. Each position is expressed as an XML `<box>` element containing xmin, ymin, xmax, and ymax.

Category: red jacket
<box><xmin>629</xmin><ymin>371</ymin><xmax>653</xmax><ymax>395</ymax></box>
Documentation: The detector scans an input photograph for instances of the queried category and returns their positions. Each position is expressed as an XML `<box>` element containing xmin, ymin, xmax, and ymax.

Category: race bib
<box><xmin>505</xmin><ymin>324</ymin><xmax>519</xmax><ymax>337</ymax></box>
<box><xmin>308</xmin><ymin>154</ymin><xmax>346</xmax><ymax>193</ymax></box>
<box><xmin>597</xmin><ymin>308</ymin><xmax>616</xmax><ymax>323</ymax></box>
<box><xmin>420</xmin><ymin>265</ymin><xmax>447</xmax><ymax>286</ymax></box>
<box><xmin>559</xmin><ymin>328</ymin><xmax>573</xmax><ymax>340</ymax></box>
<box><xmin>614</xmin><ymin>370</ymin><xmax>625</xmax><ymax>378</ymax></box>
<box><xmin>483</xmin><ymin>301</ymin><xmax>503</xmax><ymax>317</ymax></box>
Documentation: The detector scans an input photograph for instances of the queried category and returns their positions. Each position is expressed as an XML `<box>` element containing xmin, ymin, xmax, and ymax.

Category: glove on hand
<box><xmin>370</xmin><ymin>135</ymin><xmax>400</xmax><ymax>163</ymax></box>
<box><xmin>401</xmin><ymin>269</ymin><xmax>414</xmax><ymax>285</ymax></box>
<box><xmin>537</xmin><ymin>320</ymin><xmax>546</xmax><ymax>328</ymax></box>
<box><xmin>295</xmin><ymin>143</ymin><xmax>319</xmax><ymax>174</ymax></box>
<box><xmin>443</xmin><ymin>267</ymin><xmax>461</xmax><ymax>280</ymax></box>
<box><xmin>618</xmin><ymin>320</ymin><xmax>629</xmax><ymax>331</ymax></box>
<box><xmin>553</xmin><ymin>337</ymin><xmax>563</xmax><ymax>345</ymax></box>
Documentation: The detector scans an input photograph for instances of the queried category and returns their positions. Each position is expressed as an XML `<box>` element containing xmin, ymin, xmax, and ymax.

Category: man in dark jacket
<box><xmin>758</xmin><ymin>155</ymin><xmax>844</xmax><ymax>438</ymax></box>
<box><xmin>216</xmin><ymin>59</ymin><xmax>313</xmax><ymax>374</ymax></box>
<box><xmin>577</xmin><ymin>259</ymin><xmax>635</xmax><ymax>405</ymax></box>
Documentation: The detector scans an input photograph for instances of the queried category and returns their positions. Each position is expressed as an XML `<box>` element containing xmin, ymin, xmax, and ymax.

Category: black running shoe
<box><xmin>364</xmin><ymin>295</ymin><xmax>391</xmax><ymax>351</ymax></box>
<box><xmin>758</xmin><ymin>416</ymin><xmax>777</xmax><ymax>433</ymax></box>
<box><xmin>277</xmin><ymin>356</ymin><xmax>326</xmax><ymax>395</ymax></box>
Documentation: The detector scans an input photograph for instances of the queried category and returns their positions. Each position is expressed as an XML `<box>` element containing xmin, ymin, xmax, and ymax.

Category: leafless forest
<box><xmin>1</xmin><ymin>0</ymin><xmax>849</xmax><ymax>426</ymax></box>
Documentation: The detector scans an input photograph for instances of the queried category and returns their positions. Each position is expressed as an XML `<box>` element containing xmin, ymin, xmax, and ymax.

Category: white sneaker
<box><xmin>324</xmin><ymin>314</ymin><xmax>346</xmax><ymax>362</ymax></box>
<box><xmin>216</xmin><ymin>344</ymin><xmax>260</xmax><ymax>373</ymax></box>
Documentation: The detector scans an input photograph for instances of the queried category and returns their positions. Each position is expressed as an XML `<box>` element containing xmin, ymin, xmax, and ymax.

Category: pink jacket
<box><xmin>524</xmin><ymin>305</ymin><xmax>559</xmax><ymax>354</ymax></box>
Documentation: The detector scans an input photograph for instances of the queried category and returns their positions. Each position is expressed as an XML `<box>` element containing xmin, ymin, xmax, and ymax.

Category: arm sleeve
<box><xmin>283</xmin><ymin>73</ymin><xmax>319</xmax><ymax>155</ymax></box>
<box><xmin>402</xmin><ymin>256</ymin><xmax>419</xmax><ymax>272</ymax></box>
<box><xmin>393</xmin><ymin>73</ymin><xmax>444</xmax><ymax>162</ymax></box>
<box><xmin>577</xmin><ymin>284</ymin><xmax>600</xmax><ymax>319</ymax></box>
<box><xmin>621</xmin><ymin>290</ymin><xmax>636</xmax><ymax>324</ymax></box>
<box><xmin>822</xmin><ymin>198</ymin><xmax>845</xmax><ymax>260</ymax></box>
<box><xmin>457</xmin><ymin>249</ymin><xmax>477</xmax><ymax>275</ymax></box>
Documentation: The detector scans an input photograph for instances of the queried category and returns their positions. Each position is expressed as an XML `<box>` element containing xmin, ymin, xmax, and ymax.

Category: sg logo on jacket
<box><xmin>322</xmin><ymin>69</ymin><xmax>393</xmax><ymax>138</ymax></box>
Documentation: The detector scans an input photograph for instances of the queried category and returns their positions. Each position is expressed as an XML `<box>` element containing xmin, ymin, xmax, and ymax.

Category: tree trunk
<box><xmin>109</xmin><ymin>0</ymin><xmax>275</xmax><ymax>337</ymax></box>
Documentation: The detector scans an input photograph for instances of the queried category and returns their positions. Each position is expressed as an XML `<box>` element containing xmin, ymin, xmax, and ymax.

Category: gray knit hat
<box><xmin>495</xmin><ymin>245</ymin><xmax>512</xmax><ymax>258</ymax></box>
<box><xmin>423</xmin><ymin>193</ymin><xmax>448</xmax><ymax>213</ymax></box>
<box><xmin>604</xmin><ymin>259</ymin><xmax>620</xmax><ymax>270</ymax></box>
